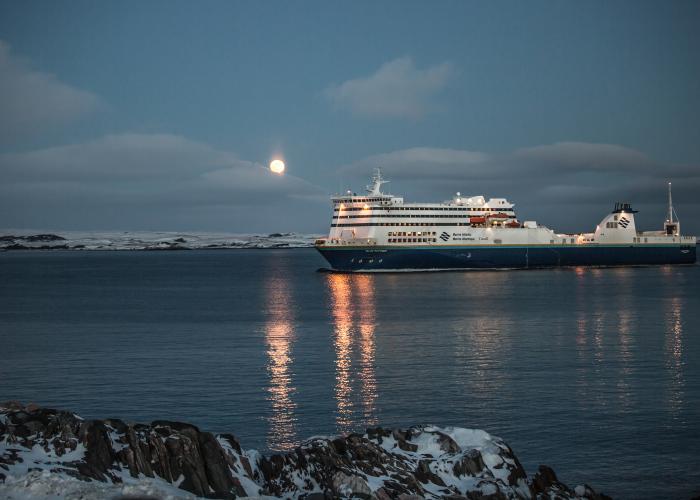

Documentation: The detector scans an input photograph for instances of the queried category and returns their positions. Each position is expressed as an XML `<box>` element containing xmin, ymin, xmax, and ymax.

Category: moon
<box><xmin>270</xmin><ymin>159</ymin><xmax>285</xmax><ymax>174</ymax></box>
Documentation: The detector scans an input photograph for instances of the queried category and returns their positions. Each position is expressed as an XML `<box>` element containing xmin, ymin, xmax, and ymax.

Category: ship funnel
<box><xmin>595</xmin><ymin>202</ymin><xmax>638</xmax><ymax>242</ymax></box>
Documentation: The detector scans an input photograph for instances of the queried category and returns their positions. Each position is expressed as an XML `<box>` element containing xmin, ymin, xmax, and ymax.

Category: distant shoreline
<box><xmin>0</xmin><ymin>232</ymin><xmax>319</xmax><ymax>251</ymax></box>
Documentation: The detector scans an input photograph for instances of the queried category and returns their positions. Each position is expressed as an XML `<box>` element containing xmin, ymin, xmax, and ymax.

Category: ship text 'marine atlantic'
<box><xmin>315</xmin><ymin>169</ymin><xmax>696</xmax><ymax>271</ymax></box>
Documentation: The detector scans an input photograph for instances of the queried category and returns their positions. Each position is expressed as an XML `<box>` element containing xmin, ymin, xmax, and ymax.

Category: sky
<box><xmin>1</xmin><ymin>0</ymin><xmax>699</xmax><ymax>234</ymax></box>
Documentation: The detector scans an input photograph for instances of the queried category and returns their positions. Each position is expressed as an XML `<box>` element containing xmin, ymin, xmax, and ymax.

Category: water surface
<box><xmin>1</xmin><ymin>250</ymin><xmax>698</xmax><ymax>499</ymax></box>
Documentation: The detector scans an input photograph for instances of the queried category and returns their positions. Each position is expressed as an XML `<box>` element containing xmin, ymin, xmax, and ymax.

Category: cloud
<box><xmin>513</xmin><ymin>142</ymin><xmax>654</xmax><ymax>172</ymax></box>
<box><xmin>339</xmin><ymin>142</ymin><xmax>700</xmax><ymax>233</ymax></box>
<box><xmin>339</xmin><ymin>147</ymin><xmax>489</xmax><ymax>180</ymax></box>
<box><xmin>325</xmin><ymin>57</ymin><xmax>453</xmax><ymax>118</ymax></box>
<box><xmin>1</xmin><ymin>133</ymin><xmax>237</xmax><ymax>182</ymax></box>
<box><xmin>0</xmin><ymin>40</ymin><xmax>103</xmax><ymax>143</ymax></box>
<box><xmin>0</xmin><ymin>133</ymin><xmax>327</xmax><ymax>231</ymax></box>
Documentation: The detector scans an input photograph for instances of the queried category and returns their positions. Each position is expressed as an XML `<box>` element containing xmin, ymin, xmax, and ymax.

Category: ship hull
<box><xmin>316</xmin><ymin>244</ymin><xmax>697</xmax><ymax>271</ymax></box>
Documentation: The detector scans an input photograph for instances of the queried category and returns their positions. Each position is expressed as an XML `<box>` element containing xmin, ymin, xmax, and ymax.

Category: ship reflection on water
<box><xmin>263</xmin><ymin>276</ymin><xmax>298</xmax><ymax>451</ymax></box>
<box><xmin>572</xmin><ymin>266</ymin><xmax>688</xmax><ymax>415</ymax></box>
<box><xmin>264</xmin><ymin>271</ymin><xmax>379</xmax><ymax>450</ymax></box>
<box><xmin>665</xmin><ymin>296</ymin><xmax>684</xmax><ymax>418</ymax></box>
<box><xmin>327</xmin><ymin>274</ymin><xmax>378</xmax><ymax>432</ymax></box>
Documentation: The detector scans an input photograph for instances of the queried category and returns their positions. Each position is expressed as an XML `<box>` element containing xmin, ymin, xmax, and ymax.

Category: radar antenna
<box><xmin>366</xmin><ymin>167</ymin><xmax>389</xmax><ymax>195</ymax></box>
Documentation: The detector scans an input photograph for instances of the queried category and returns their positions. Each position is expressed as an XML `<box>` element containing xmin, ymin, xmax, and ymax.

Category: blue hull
<box><xmin>316</xmin><ymin>245</ymin><xmax>697</xmax><ymax>271</ymax></box>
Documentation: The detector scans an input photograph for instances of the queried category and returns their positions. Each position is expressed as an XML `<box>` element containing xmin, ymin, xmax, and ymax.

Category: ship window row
<box><xmin>334</xmin><ymin>207</ymin><xmax>514</xmax><ymax>212</ymax></box>
<box><xmin>332</xmin><ymin>222</ymin><xmax>474</xmax><ymax>227</ymax></box>
<box><xmin>388</xmin><ymin>238</ymin><xmax>436</xmax><ymax>243</ymax></box>
<box><xmin>334</xmin><ymin>197</ymin><xmax>386</xmax><ymax>203</ymax></box>
<box><xmin>605</xmin><ymin>222</ymin><xmax>619</xmax><ymax>229</ymax></box>
<box><xmin>388</xmin><ymin>231</ymin><xmax>436</xmax><ymax>236</ymax></box>
<box><xmin>333</xmin><ymin>214</ymin><xmax>516</xmax><ymax>219</ymax></box>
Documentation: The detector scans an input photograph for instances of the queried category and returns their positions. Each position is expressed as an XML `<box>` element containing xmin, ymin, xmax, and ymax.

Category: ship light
<box><xmin>339</xmin><ymin>203</ymin><xmax>345</xmax><ymax>210</ymax></box>
<box><xmin>363</xmin><ymin>204</ymin><xmax>370</xmax><ymax>210</ymax></box>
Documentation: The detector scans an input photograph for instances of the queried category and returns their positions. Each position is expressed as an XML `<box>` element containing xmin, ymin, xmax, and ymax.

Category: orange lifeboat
<box><xmin>506</xmin><ymin>221</ymin><xmax>521</xmax><ymax>228</ymax></box>
<box><xmin>469</xmin><ymin>216</ymin><xmax>486</xmax><ymax>224</ymax></box>
<box><xmin>488</xmin><ymin>212</ymin><xmax>510</xmax><ymax>219</ymax></box>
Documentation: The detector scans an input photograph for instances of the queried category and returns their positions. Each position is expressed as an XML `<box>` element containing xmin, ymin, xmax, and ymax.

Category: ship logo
<box><xmin>440</xmin><ymin>232</ymin><xmax>450</xmax><ymax>241</ymax></box>
<box><xmin>619</xmin><ymin>216</ymin><xmax>630</xmax><ymax>228</ymax></box>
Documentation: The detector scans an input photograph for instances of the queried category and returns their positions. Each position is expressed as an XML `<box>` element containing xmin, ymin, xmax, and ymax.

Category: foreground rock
<box><xmin>0</xmin><ymin>403</ymin><xmax>609</xmax><ymax>499</ymax></box>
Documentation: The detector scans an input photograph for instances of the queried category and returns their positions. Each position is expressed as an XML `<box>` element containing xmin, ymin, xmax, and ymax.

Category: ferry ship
<box><xmin>315</xmin><ymin>169</ymin><xmax>697</xmax><ymax>271</ymax></box>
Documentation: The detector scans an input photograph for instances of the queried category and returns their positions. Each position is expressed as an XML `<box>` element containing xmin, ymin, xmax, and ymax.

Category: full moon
<box><xmin>270</xmin><ymin>159</ymin><xmax>285</xmax><ymax>174</ymax></box>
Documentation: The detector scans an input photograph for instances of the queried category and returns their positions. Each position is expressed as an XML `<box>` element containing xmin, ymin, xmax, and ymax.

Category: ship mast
<box><xmin>366</xmin><ymin>168</ymin><xmax>389</xmax><ymax>195</ymax></box>
<box><xmin>664</xmin><ymin>181</ymin><xmax>680</xmax><ymax>236</ymax></box>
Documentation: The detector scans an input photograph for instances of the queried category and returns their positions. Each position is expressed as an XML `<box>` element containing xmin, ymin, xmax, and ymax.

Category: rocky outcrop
<box><xmin>0</xmin><ymin>234</ymin><xmax>66</xmax><ymax>243</ymax></box>
<box><xmin>0</xmin><ymin>234</ymin><xmax>68</xmax><ymax>250</ymax></box>
<box><xmin>0</xmin><ymin>403</ymin><xmax>610</xmax><ymax>499</ymax></box>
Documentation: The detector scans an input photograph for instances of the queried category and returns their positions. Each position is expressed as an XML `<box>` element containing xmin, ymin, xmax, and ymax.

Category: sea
<box><xmin>1</xmin><ymin>249</ymin><xmax>698</xmax><ymax>499</ymax></box>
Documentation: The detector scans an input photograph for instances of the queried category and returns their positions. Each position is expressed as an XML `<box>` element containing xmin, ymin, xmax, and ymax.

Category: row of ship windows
<box><xmin>388</xmin><ymin>231</ymin><xmax>436</xmax><ymax>236</ymax></box>
<box><xmin>333</xmin><ymin>214</ymin><xmax>517</xmax><ymax>219</ymax></box>
<box><xmin>388</xmin><ymin>238</ymin><xmax>436</xmax><ymax>243</ymax></box>
<box><xmin>605</xmin><ymin>222</ymin><xmax>620</xmax><ymax>229</ymax></box>
<box><xmin>333</xmin><ymin>222</ymin><xmax>481</xmax><ymax>227</ymax></box>
<box><xmin>334</xmin><ymin>206</ymin><xmax>514</xmax><ymax>212</ymax></box>
<box><xmin>335</xmin><ymin>198</ymin><xmax>386</xmax><ymax>203</ymax></box>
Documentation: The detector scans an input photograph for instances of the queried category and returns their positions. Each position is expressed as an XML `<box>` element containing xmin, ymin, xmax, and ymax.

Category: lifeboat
<box><xmin>488</xmin><ymin>212</ymin><xmax>510</xmax><ymax>219</ymax></box>
<box><xmin>469</xmin><ymin>216</ymin><xmax>486</xmax><ymax>224</ymax></box>
<box><xmin>506</xmin><ymin>221</ymin><xmax>521</xmax><ymax>228</ymax></box>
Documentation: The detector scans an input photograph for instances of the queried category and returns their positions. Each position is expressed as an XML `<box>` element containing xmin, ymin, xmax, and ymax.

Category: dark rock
<box><xmin>435</xmin><ymin>430</ymin><xmax>462</xmax><ymax>453</ymax></box>
<box><xmin>415</xmin><ymin>459</ymin><xmax>446</xmax><ymax>486</ymax></box>
<box><xmin>0</xmin><ymin>401</ymin><xmax>24</xmax><ymax>411</ymax></box>
<box><xmin>198</xmin><ymin>431</ymin><xmax>245</xmax><ymax>496</ymax></box>
<box><xmin>23</xmin><ymin>234</ymin><xmax>66</xmax><ymax>242</ymax></box>
<box><xmin>453</xmin><ymin>450</ymin><xmax>486</xmax><ymax>477</ymax></box>
<box><xmin>79</xmin><ymin>420</ymin><xmax>115</xmax><ymax>480</ymax></box>
<box><xmin>331</xmin><ymin>437</ymin><xmax>348</xmax><ymax>455</ymax></box>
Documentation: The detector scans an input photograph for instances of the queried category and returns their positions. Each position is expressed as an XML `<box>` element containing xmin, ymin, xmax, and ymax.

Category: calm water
<box><xmin>1</xmin><ymin>250</ymin><xmax>698</xmax><ymax>499</ymax></box>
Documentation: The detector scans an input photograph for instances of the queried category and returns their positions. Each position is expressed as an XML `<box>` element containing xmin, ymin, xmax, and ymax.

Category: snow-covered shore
<box><xmin>0</xmin><ymin>231</ymin><xmax>319</xmax><ymax>251</ymax></box>
<box><xmin>0</xmin><ymin>402</ymin><xmax>609</xmax><ymax>499</ymax></box>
